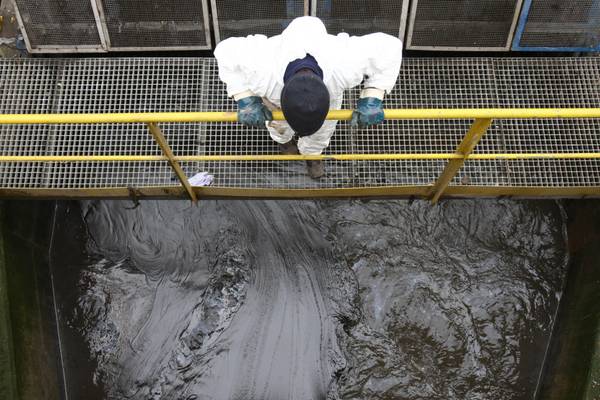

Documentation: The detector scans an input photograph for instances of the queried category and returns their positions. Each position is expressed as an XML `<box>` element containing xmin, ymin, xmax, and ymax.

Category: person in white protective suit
<box><xmin>214</xmin><ymin>16</ymin><xmax>403</xmax><ymax>179</ymax></box>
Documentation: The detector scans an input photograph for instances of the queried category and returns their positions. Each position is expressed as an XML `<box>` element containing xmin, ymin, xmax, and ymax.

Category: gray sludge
<box><xmin>67</xmin><ymin>200</ymin><xmax>567</xmax><ymax>400</ymax></box>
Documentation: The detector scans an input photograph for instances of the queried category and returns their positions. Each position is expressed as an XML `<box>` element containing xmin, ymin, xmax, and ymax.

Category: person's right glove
<box><xmin>351</xmin><ymin>97</ymin><xmax>385</xmax><ymax>128</ymax></box>
<box><xmin>237</xmin><ymin>96</ymin><xmax>273</xmax><ymax>128</ymax></box>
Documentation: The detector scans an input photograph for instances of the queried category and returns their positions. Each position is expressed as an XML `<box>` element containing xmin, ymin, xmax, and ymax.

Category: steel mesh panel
<box><xmin>100</xmin><ymin>0</ymin><xmax>209</xmax><ymax>48</ymax></box>
<box><xmin>44</xmin><ymin>161</ymin><xmax>176</xmax><ymax>189</ymax></box>
<box><xmin>484</xmin><ymin>58</ymin><xmax>600</xmax><ymax>187</ymax></box>
<box><xmin>508</xmin><ymin>159</ymin><xmax>600</xmax><ymax>187</ymax></box>
<box><xmin>1</xmin><ymin>57</ymin><xmax>600</xmax><ymax>191</ymax></box>
<box><xmin>454</xmin><ymin>57</ymin><xmax>600</xmax><ymax>187</ymax></box>
<box><xmin>0</xmin><ymin>61</ymin><xmax>60</xmax><ymax>187</ymax></box>
<box><xmin>45</xmin><ymin>58</ymin><xmax>206</xmax><ymax>188</ymax></box>
<box><xmin>356</xmin><ymin>58</ymin><xmax>505</xmax><ymax>187</ymax></box>
<box><xmin>408</xmin><ymin>0</ymin><xmax>521</xmax><ymax>49</ymax></box>
<box><xmin>213</xmin><ymin>0</ymin><xmax>306</xmax><ymax>42</ymax></box>
<box><xmin>453</xmin><ymin>160</ymin><xmax>513</xmax><ymax>187</ymax></box>
<box><xmin>518</xmin><ymin>0</ymin><xmax>600</xmax><ymax>49</ymax></box>
<box><xmin>369</xmin><ymin>58</ymin><xmax>500</xmax><ymax>154</ymax></box>
<box><xmin>14</xmin><ymin>0</ymin><xmax>102</xmax><ymax>48</ymax></box>
<box><xmin>313</xmin><ymin>0</ymin><xmax>406</xmax><ymax>37</ymax></box>
<box><xmin>352</xmin><ymin>160</ymin><xmax>447</xmax><ymax>187</ymax></box>
<box><xmin>198</xmin><ymin>160</ymin><xmax>355</xmax><ymax>189</ymax></box>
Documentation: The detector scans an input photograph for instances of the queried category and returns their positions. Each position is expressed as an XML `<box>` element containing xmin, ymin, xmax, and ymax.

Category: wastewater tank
<box><xmin>0</xmin><ymin>199</ymin><xmax>599</xmax><ymax>399</ymax></box>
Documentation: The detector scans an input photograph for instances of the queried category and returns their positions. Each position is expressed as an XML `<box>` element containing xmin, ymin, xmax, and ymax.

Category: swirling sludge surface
<box><xmin>52</xmin><ymin>200</ymin><xmax>567</xmax><ymax>400</ymax></box>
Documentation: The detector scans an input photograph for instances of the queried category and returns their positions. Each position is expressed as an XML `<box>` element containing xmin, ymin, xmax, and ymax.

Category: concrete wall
<box><xmin>538</xmin><ymin>200</ymin><xmax>600</xmax><ymax>400</ymax></box>
<box><xmin>0</xmin><ymin>204</ymin><xmax>17</xmax><ymax>400</ymax></box>
<box><xmin>0</xmin><ymin>201</ymin><xmax>62</xmax><ymax>400</ymax></box>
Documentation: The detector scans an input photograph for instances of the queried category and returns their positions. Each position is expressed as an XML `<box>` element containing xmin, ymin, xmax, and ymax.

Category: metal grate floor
<box><xmin>0</xmin><ymin>57</ymin><xmax>599</xmax><ymax>190</ymax></box>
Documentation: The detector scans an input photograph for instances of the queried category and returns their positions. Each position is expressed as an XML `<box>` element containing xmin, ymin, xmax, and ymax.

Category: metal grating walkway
<box><xmin>0</xmin><ymin>57</ymin><xmax>600</xmax><ymax>197</ymax></box>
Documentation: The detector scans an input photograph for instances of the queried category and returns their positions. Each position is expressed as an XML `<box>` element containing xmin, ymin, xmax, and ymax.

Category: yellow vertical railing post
<box><xmin>429</xmin><ymin>118</ymin><xmax>493</xmax><ymax>204</ymax></box>
<box><xmin>147</xmin><ymin>123</ymin><xmax>198</xmax><ymax>203</ymax></box>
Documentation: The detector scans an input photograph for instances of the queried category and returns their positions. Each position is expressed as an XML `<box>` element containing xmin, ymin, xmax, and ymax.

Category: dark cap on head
<box><xmin>281</xmin><ymin>70</ymin><xmax>330</xmax><ymax>137</ymax></box>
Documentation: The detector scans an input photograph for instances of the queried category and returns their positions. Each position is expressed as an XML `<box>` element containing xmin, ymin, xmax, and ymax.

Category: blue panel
<box><xmin>512</xmin><ymin>0</ymin><xmax>600</xmax><ymax>52</ymax></box>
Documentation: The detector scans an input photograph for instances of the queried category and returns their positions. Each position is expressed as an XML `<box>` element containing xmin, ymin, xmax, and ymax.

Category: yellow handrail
<box><xmin>1</xmin><ymin>108</ymin><xmax>600</xmax><ymax>124</ymax></box>
<box><xmin>1</xmin><ymin>153</ymin><xmax>600</xmax><ymax>162</ymax></box>
<box><xmin>0</xmin><ymin>108</ymin><xmax>599</xmax><ymax>201</ymax></box>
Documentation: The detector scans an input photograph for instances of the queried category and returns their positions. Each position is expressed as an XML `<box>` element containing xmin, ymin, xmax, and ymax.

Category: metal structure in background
<box><xmin>11</xmin><ymin>0</ymin><xmax>211</xmax><ymax>52</ymax></box>
<box><xmin>513</xmin><ymin>0</ymin><xmax>600</xmax><ymax>52</ymax></box>
<box><xmin>406</xmin><ymin>0</ymin><xmax>524</xmax><ymax>51</ymax></box>
<box><xmin>211</xmin><ymin>0</ymin><xmax>308</xmax><ymax>44</ymax></box>
<box><xmin>96</xmin><ymin>0</ymin><xmax>211</xmax><ymax>51</ymax></box>
<box><xmin>1</xmin><ymin>57</ymin><xmax>600</xmax><ymax>200</ymax></box>
<box><xmin>310</xmin><ymin>0</ymin><xmax>409</xmax><ymax>39</ymax></box>
<box><xmin>12</xmin><ymin>0</ymin><xmax>105</xmax><ymax>53</ymax></box>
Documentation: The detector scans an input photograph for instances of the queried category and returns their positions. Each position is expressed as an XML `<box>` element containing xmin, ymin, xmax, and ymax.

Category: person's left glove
<box><xmin>351</xmin><ymin>97</ymin><xmax>385</xmax><ymax>128</ymax></box>
<box><xmin>237</xmin><ymin>96</ymin><xmax>273</xmax><ymax>128</ymax></box>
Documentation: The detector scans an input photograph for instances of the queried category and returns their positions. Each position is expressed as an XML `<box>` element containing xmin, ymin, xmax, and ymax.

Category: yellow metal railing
<box><xmin>3</xmin><ymin>108</ymin><xmax>600</xmax><ymax>124</ymax></box>
<box><xmin>1</xmin><ymin>108</ymin><xmax>600</xmax><ymax>202</ymax></box>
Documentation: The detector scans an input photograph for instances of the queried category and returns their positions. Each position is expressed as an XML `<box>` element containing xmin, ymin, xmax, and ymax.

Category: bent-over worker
<box><xmin>214</xmin><ymin>16</ymin><xmax>403</xmax><ymax>179</ymax></box>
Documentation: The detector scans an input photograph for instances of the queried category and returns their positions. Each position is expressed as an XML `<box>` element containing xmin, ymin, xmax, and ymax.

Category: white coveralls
<box><xmin>214</xmin><ymin>16</ymin><xmax>403</xmax><ymax>155</ymax></box>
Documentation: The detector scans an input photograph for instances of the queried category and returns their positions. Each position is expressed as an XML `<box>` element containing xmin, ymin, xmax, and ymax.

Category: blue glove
<box><xmin>351</xmin><ymin>97</ymin><xmax>384</xmax><ymax>128</ymax></box>
<box><xmin>237</xmin><ymin>96</ymin><xmax>273</xmax><ymax>128</ymax></box>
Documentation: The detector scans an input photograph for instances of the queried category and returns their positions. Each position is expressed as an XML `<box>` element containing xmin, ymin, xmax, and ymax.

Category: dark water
<box><xmin>50</xmin><ymin>199</ymin><xmax>568</xmax><ymax>400</ymax></box>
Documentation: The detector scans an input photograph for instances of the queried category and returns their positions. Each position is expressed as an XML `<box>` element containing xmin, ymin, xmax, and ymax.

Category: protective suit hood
<box><xmin>281</xmin><ymin>16</ymin><xmax>328</xmax><ymax>43</ymax></box>
<box><xmin>277</xmin><ymin>17</ymin><xmax>331</xmax><ymax>84</ymax></box>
